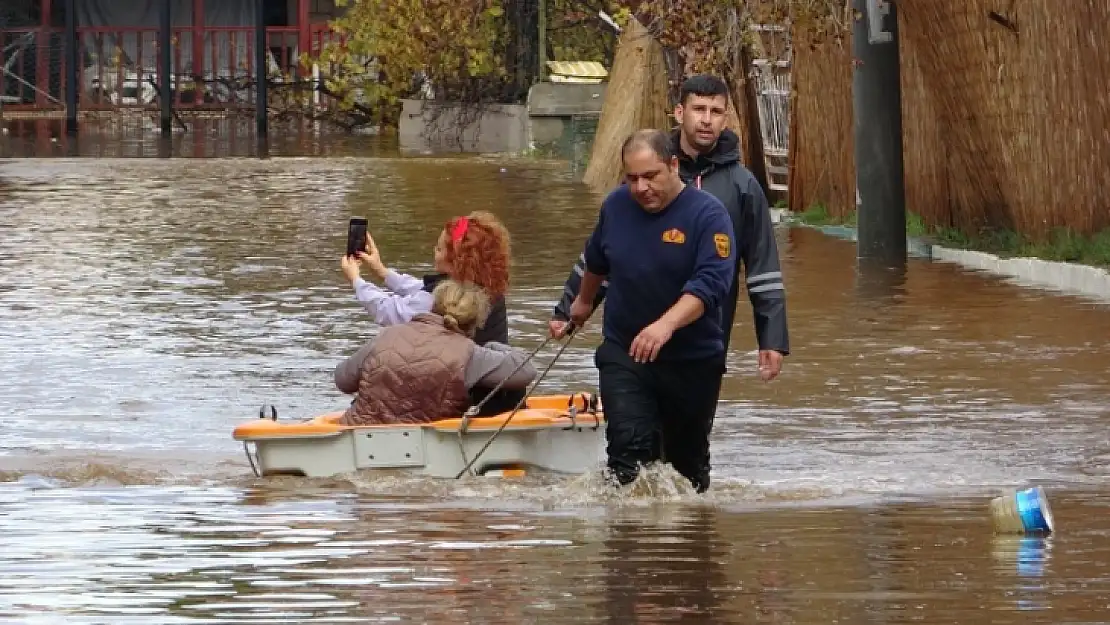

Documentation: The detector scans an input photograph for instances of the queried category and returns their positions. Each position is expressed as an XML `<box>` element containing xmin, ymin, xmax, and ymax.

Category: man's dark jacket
<box><xmin>553</xmin><ymin>128</ymin><xmax>789</xmax><ymax>356</ymax></box>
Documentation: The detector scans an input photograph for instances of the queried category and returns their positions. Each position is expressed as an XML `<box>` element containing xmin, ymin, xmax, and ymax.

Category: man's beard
<box><xmin>687</xmin><ymin>129</ymin><xmax>717</xmax><ymax>151</ymax></box>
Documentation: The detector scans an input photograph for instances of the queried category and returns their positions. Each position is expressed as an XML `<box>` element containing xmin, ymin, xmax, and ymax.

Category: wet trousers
<box><xmin>595</xmin><ymin>340</ymin><xmax>726</xmax><ymax>493</ymax></box>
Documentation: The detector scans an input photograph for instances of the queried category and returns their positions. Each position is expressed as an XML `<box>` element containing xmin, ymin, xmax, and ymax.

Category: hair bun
<box><xmin>443</xmin><ymin>314</ymin><xmax>460</xmax><ymax>332</ymax></box>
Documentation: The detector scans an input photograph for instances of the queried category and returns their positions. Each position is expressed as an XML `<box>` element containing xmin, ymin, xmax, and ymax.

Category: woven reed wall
<box><xmin>787</xmin><ymin>34</ymin><xmax>854</xmax><ymax>217</ymax></box>
<box><xmin>789</xmin><ymin>0</ymin><xmax>1110</xmax><ymax>239</ymax></box>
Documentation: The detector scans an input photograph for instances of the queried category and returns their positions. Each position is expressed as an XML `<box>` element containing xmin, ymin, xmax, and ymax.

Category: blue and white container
<box><xmin>990</xmin><ymin>486</ymin><xmax>1055</xmax><ymax>534</ymax></box>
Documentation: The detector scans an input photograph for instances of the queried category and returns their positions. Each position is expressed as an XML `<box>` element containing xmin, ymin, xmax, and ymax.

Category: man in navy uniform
<box><xmin>552</xmin><ymin>75</ymin><xmax>791</xmax><ymax>491</ymax></box>
<box><xmin>559</xmin><ymin>128</ymin><xmax>736</xmax><ymax>493</ymax></box>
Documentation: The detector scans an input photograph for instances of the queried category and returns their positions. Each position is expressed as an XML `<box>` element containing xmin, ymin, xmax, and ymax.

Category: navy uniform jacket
<box><xmin>555</xmin><ymin>128</ymin><xmax>790</xmax><ymax>356</ymax></box>
<box><xmin>579</xmin><ymin>183</ymin><xmax>735</xmax><ymax>362</ymax></box>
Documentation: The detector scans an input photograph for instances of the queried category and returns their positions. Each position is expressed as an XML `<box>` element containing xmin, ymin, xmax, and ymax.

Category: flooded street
<box><xmin>2</xmin><ymin>147</ymin><xmax>1110</xmax><ymax>622</ymax></box>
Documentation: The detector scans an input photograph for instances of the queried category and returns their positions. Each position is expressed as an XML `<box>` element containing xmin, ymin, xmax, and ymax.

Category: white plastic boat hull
<box><xmin>232</xmin><ymin>394</ymin><xmax>607</xmax><ymax>478</ymax></box>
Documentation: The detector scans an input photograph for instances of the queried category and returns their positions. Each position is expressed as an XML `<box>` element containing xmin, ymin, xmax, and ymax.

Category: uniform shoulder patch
<box><xmin>713</xmin><ymin>233</ymin><xmax>731</xmax><ymax>258</ymax></box>
<box><xmin>662</xmin><ymin>228</ymin><xmax>686</xmax><ymax>244</ymax></box>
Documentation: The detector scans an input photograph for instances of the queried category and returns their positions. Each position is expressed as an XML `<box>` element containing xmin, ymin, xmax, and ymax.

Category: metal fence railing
<box><xmin>0</xmin><ymin>24</ymin><xmax>339</xmax><ymax>112</ymax></box>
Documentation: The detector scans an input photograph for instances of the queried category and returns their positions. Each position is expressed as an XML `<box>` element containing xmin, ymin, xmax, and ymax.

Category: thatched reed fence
<box><xmin>790</xmin><ymin>0</ymin><xmax>1110</xmax><ymax>240</ymax></box>
<box><xmin>787</xmin><ymin>29</ymin><xmax>853</xmax><ymax>220</ymax></box>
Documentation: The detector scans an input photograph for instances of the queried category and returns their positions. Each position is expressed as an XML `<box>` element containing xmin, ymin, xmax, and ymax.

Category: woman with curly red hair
<box><xmin>340</xmin><ymin>210</ymin><xmax>523</xmax><ymax>414</ymax></box>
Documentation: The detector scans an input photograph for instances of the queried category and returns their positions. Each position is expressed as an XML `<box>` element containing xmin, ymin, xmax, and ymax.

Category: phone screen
<box><xmin>346</xmin><ymin>217</ymin><xmax>368</xmax><ymax>257</ymax></box>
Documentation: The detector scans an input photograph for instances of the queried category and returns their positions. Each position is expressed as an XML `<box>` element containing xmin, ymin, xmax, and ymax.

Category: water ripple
<box><xmin>3</xmin><ymin>155</ymin><xmax>1110</xmax><ymax>622</ymax></box>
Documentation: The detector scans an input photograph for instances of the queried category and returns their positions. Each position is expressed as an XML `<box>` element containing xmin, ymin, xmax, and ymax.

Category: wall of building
<box><xmin>276</xmin><ymin>0</ymin><xmax>344</xmax><ymax>25</ymax></box>
<box><xmin>303</xmin><ymin>0</ymin><xmax>344</xmax><ymax>23</ymax></box>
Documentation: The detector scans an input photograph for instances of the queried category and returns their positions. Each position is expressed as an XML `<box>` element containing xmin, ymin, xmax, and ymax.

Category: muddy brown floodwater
<box><xmin>2</xmin><ymin>137</ymin><xmax>1110</xmax><ymax>623</ymax></box>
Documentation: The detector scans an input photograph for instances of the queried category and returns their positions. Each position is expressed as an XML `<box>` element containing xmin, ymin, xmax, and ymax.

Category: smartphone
<box><xmin>346</xmin><ymin>217</ymin><xmax>368</xmax><ymax>257</ymax></box>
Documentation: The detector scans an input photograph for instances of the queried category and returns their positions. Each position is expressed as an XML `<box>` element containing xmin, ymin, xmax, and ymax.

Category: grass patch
<box><xmin>934</xmin><ymin>226</ymin><xmax>1110</xmax><ymax>267</ymax></box>
<box><xmin>795</xmin><ymin>203</ymin><xmax>857</xmax><ymax>228</ymax></box>
<box><xmin>789</xmin><ymin>204</ymin><xmax>1110</xmax><ymax>268</ymax></box>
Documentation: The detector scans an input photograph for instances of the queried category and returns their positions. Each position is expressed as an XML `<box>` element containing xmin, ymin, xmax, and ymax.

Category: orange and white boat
<box><xmin>232</xmin><ymin>393</ymin><xmax>606</xmax><ymax>478</ymax></box>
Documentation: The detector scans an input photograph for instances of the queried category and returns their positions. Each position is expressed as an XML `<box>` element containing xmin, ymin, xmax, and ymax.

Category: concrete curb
<box><xmin>789</xmin><ymin>220</ymin><xmax>1110</xmax><ymax>304</ymax></box>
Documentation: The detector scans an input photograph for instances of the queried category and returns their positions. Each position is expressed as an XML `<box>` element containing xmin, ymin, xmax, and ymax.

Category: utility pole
<box><xmin>255</xmin><ymin>0</ymin><xmax>269</xmax><ymax>141</ymax></box>
<box><xmin>852</xmin><ymin>0</ymin><xmax>906</xmax><ymax>265</ymax></box>
<box><xmin>64</xmin><ymin>0</ymin><xmax>78</xmax><ymax>136</ymax></box>
<box><xmin>159</xmin><ymin>0</ymin><xmax>172</xmax><ymax>137</ymax></box>
<box><xmin>537</xmin><ymin>0</ymin><xmax>547</xmax><ymax>82</ymax></box>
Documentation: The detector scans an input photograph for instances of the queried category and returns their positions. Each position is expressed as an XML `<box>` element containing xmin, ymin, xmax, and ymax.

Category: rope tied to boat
<box><xmin>455</xmin><ymin>323</ymin><xmax>578</xmax><ymax>479</ymax></box>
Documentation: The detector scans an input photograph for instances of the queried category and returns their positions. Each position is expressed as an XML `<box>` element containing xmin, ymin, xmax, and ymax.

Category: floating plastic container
<box><xmin>990</xmin><ymin>486</ymin><xmax>1055</xmax><ymax>534</ymax></box>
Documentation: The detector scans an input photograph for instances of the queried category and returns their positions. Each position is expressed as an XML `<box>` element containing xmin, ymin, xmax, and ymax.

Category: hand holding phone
<box><xmin>346</xmin><ymin>217</ymin><xmax>369</xmax><ymax>257</ymax></box>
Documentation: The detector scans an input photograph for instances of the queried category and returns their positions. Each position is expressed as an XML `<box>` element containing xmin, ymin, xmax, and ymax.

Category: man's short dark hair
<box><xmin>679</xmin><ymin>74</ymin><xmax>729</xmax><ymax>105</ymax></box>
<box><xmin>620</xmin><ymin>129</ymin><xmax>675</xmax><ymax>164</ymax></box>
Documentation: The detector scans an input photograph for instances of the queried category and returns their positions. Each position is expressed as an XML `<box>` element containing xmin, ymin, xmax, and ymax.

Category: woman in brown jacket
<box><xmin>334</xmin><ymin>280</ymin><xmax>537</xmax><ymax>426</ymax></box>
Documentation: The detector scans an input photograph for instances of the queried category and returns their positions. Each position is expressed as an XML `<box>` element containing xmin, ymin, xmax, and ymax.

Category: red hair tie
<box><xmin>449</xmin><ymin>216</ymin><xmax>470</xmax><ymax>243</ymax></box>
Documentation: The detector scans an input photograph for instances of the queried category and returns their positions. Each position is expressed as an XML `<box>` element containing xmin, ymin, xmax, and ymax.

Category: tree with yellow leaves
<box><xmin>301</xmin><ymin>0</ymin><xmax>635</xmax><ymax>129</ymax></box>
<box><xmin>310</xmin><ymin>0</ymin><xmax>510</xmax><ymax>126</ymax></box>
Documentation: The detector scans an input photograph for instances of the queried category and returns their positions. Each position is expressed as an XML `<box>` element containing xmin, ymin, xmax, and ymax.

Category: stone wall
<box><xmin>398</xmin><ymin>99</ymin><xmax>530</xmax><ymax>154</ymax></box>
<box><xmin>526</xmin><ymin>82</ymin><xmax>605</xmax><ymax>147</ymax></box>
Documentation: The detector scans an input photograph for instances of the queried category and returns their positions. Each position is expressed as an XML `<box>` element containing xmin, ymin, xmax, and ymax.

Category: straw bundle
<box><xmin>789</xmin><ymin>0</ymin><xmax>1110</xmax><ymax>239</ymax></box>
<box><xmin>582</xmin><ymin>18</ymin><xmax>671</xmax><ymax>191</ymax></box>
